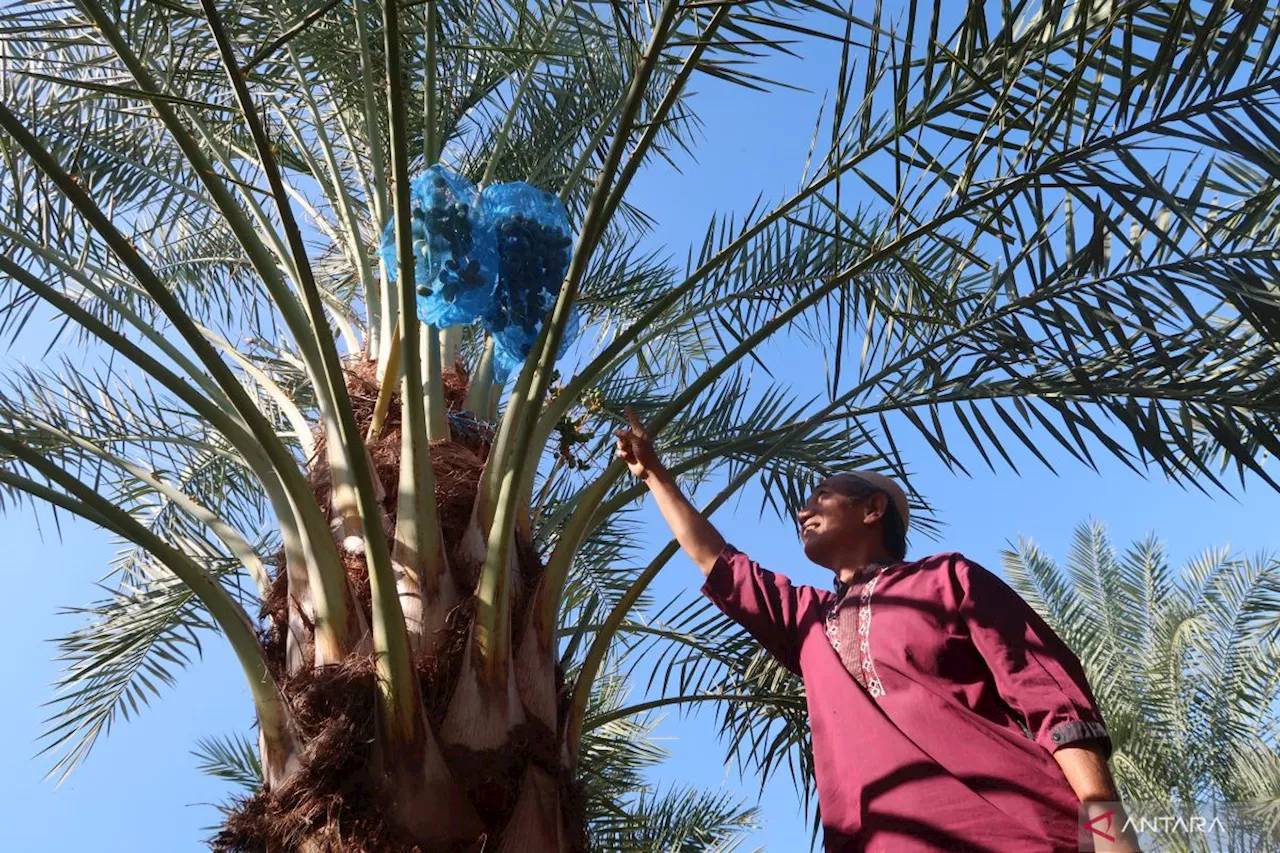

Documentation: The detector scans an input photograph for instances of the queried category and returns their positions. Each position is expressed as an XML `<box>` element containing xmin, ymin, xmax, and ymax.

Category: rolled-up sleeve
<box><xmin>957</xmin><ymin>557</ymin><xmax>1112</xmax><ymax>758</ymax></box>
<box><xmin>701</xmin><ymin>544</ymin><xmax>809</xmax><ymax>674</ymax></box>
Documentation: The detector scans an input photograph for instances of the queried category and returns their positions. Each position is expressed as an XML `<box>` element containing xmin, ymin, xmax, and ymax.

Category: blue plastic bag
<box><xmin>482</xmin><ymin>182</ymin><xmax>577</xmax><ymax>374</ymax></box>
<box><xmin>491</xmin><ymin>303</ymin><xmax>580</xmax><ymax>374</ymax></box>
<box><xmin>377</xmin><ymin>165</ymin><xmax>498</xmax><ymax>328</ymax></box>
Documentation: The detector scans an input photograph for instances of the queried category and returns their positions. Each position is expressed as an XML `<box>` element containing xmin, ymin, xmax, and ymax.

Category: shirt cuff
<box><xmin>1046</xmin><ymin>719</ymin><xmax>1112</xmax><ymax>756</ymax></box>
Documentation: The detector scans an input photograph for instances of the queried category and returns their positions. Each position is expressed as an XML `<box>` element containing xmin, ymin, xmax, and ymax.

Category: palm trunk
<box><xmin>216</xmin><ymin>361</ymin><xmax>584</xmax><ymax>852</ymax></box>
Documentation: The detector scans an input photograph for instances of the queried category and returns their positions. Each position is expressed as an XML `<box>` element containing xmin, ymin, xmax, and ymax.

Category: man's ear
<box><xmin>863</xmin><ymin>492</ymin><xmax>889</xmax><ymax>524</ymax></box>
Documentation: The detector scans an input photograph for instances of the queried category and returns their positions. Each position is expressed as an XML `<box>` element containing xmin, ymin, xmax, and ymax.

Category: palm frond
<box><xmin>1005</xmin><ymin>522</ymin><xmax>1280</xmax><ymax>824</ymax></box>
<box><xmin>193</xmin><ymin>731</ymin><xmax>264</xmax><ymax>793</ymax></box>
<box><xmin>40</xmin><ymin>551</ymin><xmax>225</xmax><ymax>782</ymax></box>
<box><xmin>591</xmin><ymin>783</ymin><xmax>759</xmax><ymax>853</ymax></box>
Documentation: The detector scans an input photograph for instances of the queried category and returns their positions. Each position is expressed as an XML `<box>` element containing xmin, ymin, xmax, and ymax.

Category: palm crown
<box><xmin>1003</xmin><ymin>523</ymin><xmax>1280</xmax><ymax>852</ymax></box>
<box><xmin>1</xmin><ymin>0</ymin><xmax>1279</xmax><ymax>849</ymax></box>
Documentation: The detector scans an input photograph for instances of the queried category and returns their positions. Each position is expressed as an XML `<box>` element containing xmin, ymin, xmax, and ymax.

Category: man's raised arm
<box><xmin>614</xmin><ymin>408</ymin><xmax>725</xmax><ymax>576</ymax></box>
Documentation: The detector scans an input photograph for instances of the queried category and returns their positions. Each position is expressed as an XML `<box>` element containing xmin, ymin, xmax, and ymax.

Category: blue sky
<box><xmin>4</xmin><ymin>7</ymin><xmax>1280</xmax><ymax>853</ymax></box>
<box><xmin>615</xmin><ymin>27</ymin><xmax>1280</xmax><ymax>848</ymax></box>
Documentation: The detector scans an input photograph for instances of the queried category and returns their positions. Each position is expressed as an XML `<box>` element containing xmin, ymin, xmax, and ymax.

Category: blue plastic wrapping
<box><xmin>482</xmin><ymin>181</ymin><xmax>577</xmax><ymax>375</ymax></box>
<box><xmin>491</xmin><ymin>303</ymin><xmax>579</xmax><ymax>374</ymax></box>
<box><xmin>377</xmin><ymin>165</ymin><xmax>498</xmax><ymax>328</ymax></box>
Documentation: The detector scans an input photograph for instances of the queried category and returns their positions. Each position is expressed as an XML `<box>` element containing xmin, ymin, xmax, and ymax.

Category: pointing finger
<box><xmin>625</xmin><ymin>406</ymin><xmax>646</xmax><ymax>437</ymax></box>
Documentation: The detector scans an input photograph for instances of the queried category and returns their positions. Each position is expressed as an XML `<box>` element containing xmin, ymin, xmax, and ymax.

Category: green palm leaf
<box><xmin>1004</xmin><ymin>523</ymin><xmax>1280</xmax><ymax>849</ymax></box>
<box><xmin>4</xmin><ymin>0</ymin><xmax>1280</xmax><ymax>847</ymax></box>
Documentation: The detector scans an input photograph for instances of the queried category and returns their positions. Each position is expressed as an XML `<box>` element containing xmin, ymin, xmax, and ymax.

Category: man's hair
<box><xmin>823</xmin><ymin>476</ymin><xmax>908</xmax><ymax>561</ymax></box>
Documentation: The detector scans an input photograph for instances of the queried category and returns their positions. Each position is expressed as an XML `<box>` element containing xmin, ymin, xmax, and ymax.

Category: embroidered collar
<box><xmin>833</xmin><ymin>561</ymin><xmax>896</xmax><ymax>598</ymax></box>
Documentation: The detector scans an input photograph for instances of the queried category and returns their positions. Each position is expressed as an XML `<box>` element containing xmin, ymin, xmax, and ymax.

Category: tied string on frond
<box><xmin>449</xmin><ymin>409</ymin><xmax>496</xmax><ymax>446</ymax></box>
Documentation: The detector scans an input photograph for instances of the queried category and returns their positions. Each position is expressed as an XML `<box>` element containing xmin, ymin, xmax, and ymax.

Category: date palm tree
<box><xmin>2</xmin><ymin>0</ymin><xmax>1280</xmax><ymax>850</ymax></box>
<box><xmin>1002</xmin><ymin>523</ymin><xmax>1280</xmax><ymax>853</ymax></box>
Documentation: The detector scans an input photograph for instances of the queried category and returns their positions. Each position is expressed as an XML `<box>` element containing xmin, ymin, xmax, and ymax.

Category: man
<box><xmin>615</xmin><ymin>409</ymin><xmax>1139</xmax><ymax>853</ymax></box>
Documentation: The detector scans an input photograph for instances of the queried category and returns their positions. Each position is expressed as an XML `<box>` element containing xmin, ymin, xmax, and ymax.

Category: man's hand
<box><xmin>615</xmin><ymin>407</ymin><xmax>664</xmax><ymax>480</ymax></box>
<box><xmin>613</xmin><ymin>407</ymin><xmax>725</xmax><ymax>575</ymax></box>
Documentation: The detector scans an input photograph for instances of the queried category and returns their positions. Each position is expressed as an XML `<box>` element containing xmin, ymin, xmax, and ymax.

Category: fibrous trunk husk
<box><xmin>223</xmin><ymin>359</ymin><xmax>584</xmax><ymax>852</ymax></box>
<box><xmin>498</xmin><ymin>766</ymin><xmax>567</xmax><ymax>853</ymax></box>
<box><xmin>514</xmin><ymin>578</ymin><xmax>559</xmax><ymax>732</ymax></box>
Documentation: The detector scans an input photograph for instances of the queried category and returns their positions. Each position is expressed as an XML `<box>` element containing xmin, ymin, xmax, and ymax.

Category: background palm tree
<box><xmin>1002</xmin><ymin>522</ymin><xmax>1280</xmax><ymax>853</ymax></box>
<box><xmin>2</xmin><ymin>0</ymin><xmax>1280</xmax><ymax>850</ymax></box>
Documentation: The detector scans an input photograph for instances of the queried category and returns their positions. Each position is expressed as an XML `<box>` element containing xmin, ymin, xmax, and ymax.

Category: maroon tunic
<box><xmin>702</xmin><ymin>545</ymin><xmax>1110</xmax><ymax>853</ymax></box>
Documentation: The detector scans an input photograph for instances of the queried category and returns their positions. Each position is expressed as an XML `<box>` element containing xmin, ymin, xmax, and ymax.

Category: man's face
<box><xmin>796</xmin><ymin>479</ymin><xmax>885</xmax><ymax>569</ymax></box>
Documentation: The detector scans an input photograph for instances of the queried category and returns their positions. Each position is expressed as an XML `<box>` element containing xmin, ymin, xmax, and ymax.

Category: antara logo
<box><xmin>1083</xmin><ymin>809</ymin><xmax>1117</xmax><ymax>842</ymax></box>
